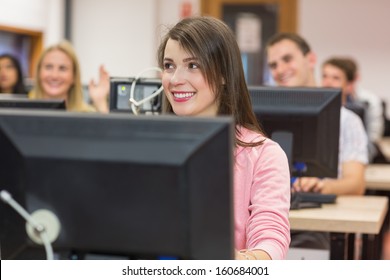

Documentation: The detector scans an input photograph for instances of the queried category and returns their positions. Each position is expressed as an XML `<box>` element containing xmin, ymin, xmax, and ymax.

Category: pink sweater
<box><xmin>234</xmin><ymin>127</ymin><xmax>291</xmax><ymax>259</ymax></box>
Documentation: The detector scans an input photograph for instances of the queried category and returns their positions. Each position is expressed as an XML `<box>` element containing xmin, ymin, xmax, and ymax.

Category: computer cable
<box><xmin>129</xmin><ymin>67</ymin><xmax>164</xmax><ymax>115</ymax></box>
<box><xmin>0</xmin><ymin>189</ymin><xmax>60</xmax><ymax>260</ymax></box>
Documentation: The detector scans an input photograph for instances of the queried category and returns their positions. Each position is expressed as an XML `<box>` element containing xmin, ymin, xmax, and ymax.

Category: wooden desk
<box><xmin>365</xmin><ymin>164</ymin><xmax>390</xmax><ymax>191</ymax></box>
<box><xmin>377</xmin><ymin>137</ymin><xmax>390</xmax><ymax>161</ymax></box>
<box><xmin>289</xmin><ymin>195</ymin><xmax>388</xmax><ymax>259</ymax></box>
<box><xmin>365</xmin><ymin>164</ymin><xmax>390</xmax><ymax>259</ymax></box>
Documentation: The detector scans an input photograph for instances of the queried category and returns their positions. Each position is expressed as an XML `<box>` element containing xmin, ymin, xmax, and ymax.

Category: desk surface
<box><xmin>289</xmin><ymin>195</ymin><xmax>388</xmax><ymax>234</ymax></box>
<box><xmin>365</xmin><ymin>164</ymin><xmax>390</xmax><ymax>191</ymax></box>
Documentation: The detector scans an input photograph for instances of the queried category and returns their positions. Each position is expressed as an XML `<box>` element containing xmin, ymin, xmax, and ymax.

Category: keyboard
<box><xmin>290</xmin><ymin>192</ymin><xmax>337</xmax><ymax>210</ymax></box>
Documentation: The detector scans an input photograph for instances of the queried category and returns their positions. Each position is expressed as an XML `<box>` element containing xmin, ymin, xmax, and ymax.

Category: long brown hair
<box><xmin>29</xmin><ymin>40</ymin><xmax>94</xmax><ymax>112</ymax></box>
<box><xmin>157</xmin><ymin>16</ymin><xmax>264</xmax><ymax>147</ymax></box>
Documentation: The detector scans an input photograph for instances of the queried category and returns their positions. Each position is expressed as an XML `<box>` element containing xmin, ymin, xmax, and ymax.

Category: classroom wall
<box><xmin>157</xmin><ymin>0</ymin><xmax>200</xmax><ymax>28</ymax></box>
<box><xmin>299</xmin><ymin>0</ymin><xmax>390</xmax><ymax>117</ymax></box>
<box><xmin>71</xmin><ymin>0</ymin><xmax>200</xmax><ymax>83</ymax></box>
<box><xmin>0</xmin><ymin>0</ymin><xmax>64</xmax><ymax>46</ymax></box>
<box><xmin>71</xmin><ymin>0</ymin><xmax>158</xmax><ymax>84</ymax></box>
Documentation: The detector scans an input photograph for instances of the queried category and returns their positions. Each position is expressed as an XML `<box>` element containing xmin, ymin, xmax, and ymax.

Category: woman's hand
<box><xmin>89</xmin><ymin>65</ymin><xmax>110</xmax><ymax>113</ymax></box>
<box><xmin>235</xmin><ymin>249</ymin><xmax>271</xmax><ymax>260</ymax></box>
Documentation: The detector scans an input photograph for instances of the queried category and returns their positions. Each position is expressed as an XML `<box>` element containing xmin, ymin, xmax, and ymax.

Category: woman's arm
<box><xmin>245</xmin><ymin>140</ymin><xmax>291</xmax><ymax>259</ymax></box>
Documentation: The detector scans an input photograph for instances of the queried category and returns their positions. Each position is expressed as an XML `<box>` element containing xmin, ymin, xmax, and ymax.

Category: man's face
<box><xmin>267</xmin><ymin>39</ymin><xmax>315</xmax><ymax>87</ymax></box>
<box><xmin>321</xmin><ymin>63</ymin><xmax>351</xmax><ymax>104</ymax></box>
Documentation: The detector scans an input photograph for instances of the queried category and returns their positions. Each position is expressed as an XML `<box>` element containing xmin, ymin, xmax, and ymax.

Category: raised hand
<box><xmin>89</xmin><ymin>65</ymin><xmax>110</xmax><ymax>113</ymax></box>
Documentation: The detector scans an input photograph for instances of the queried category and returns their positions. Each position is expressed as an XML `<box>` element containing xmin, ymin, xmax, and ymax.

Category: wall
<box><xmin>299</xmin><ymin>0</ymin><xmax>390</xmax><ymax>116</ymax></box>
<box><xmin>157</xmin><ymin>0</ymin><xmax>200</xmax><ymax>28</ymax></box>
<box><xmin>0</xmin><ymin>0</ymin><xmax>64</xmax><ymax>46</ymax></box>
<box><xmin>71</xmin><ymin>0</ymin><xmax>200</xmax><ymax>84</ymax></box>
<box><xmin>71</xmin><ymin>0</ymin><xmax>159</xmax><ymax>84</ymax></box>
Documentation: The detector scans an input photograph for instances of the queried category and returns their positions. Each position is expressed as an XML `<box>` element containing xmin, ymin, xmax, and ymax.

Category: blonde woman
<box><xmin>29</xmin><ymin>40</ymin><xmax>109</xmax><ymax>113</ymax></box>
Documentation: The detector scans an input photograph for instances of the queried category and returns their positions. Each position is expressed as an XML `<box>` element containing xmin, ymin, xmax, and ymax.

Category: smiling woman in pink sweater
<box><xmin>157</xmin><ymin>16</ymin><xmax>291</xmax><ymax>260</ymax></box>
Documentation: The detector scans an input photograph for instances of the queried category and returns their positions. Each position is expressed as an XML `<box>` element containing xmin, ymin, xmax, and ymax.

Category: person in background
<box><xmin>29</xmin><ymin>40</ymin><xmax>109</xmax><ymax>113</ymax></box>
<box><xmin>322</xmin><ymin>57</ymin><xmax>360</xmax><ymax>105</ymax></box>
<box><xmin>266</xmin><ymin>33</ymin><xmax>368</xmax><ymax>196</ymax></box>
<box><xmin>322</xmin><ymin>57</ymin><xmax>389</xmax><ymax>258</ymax></box>
<box><xmin>344</xmin><ymin>58</ymin><xmax>384</xmax><ymax>162</ymax></box>
<box><xmin>266</xmin><ymin>33</ymin><xmax>317</xmax><ymax>88</ymax></box>
<box><xmin>157</xmin><ymin>16</ymin><xmax>291</xmax><ymax>260</ymax></box>
<box><xmin>0</xmin><ymin>53</ymin><xmax>27</xmax><ymax>94</ymax></box>
<box><xmin>266</xmin><ymin>32</ymin><xmax>368</xmax><ymax>253</ymax></box>
<box><xmin>321</xmin><ymin>57</ymin><xmax>381</xmax><ymax>162</ymax></box>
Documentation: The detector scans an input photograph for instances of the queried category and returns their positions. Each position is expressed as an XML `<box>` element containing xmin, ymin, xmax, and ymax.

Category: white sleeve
<box><xmin>339</xmin><ymin>107</ymin><xmax>369</xmax><ymax>173</ymax></box>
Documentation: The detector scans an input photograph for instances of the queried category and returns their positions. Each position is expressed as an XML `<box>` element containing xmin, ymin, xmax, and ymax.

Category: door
<box><xmin>201</xmin><ymin>0</ymin><xmax>297</xmax><ymax>85</ymax></box>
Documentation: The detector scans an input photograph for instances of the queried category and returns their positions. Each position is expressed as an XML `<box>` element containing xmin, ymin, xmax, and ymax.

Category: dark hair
<box><xmin>266</xmin><ymin>32</ymin><xmax>311</xmax><ymax>55</ymax></box>
<box><xmin>157</xmin><ymin>16</ymin><xmax>264</xmax><ymax>147</ymax></box>
<box><xmin>322</xmin><ymin>57</ymin><xmax>357</xmax><ymax>82</ymax></box>
<box><xmin>0</xmin><ymin>53</ymin><xmax>26</xmax><ymax>94</ymax></box>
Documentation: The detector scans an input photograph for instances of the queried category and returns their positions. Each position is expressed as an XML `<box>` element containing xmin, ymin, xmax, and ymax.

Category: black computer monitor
<box><xmin>109</xmin><ymin>77</ymin><xmax>162</xmax><ymax>114</ymax></box>
<box><xmin>248</xmin><ymin>86</ymin><xmax>341</xmax><ymax>178</ymax></box>
<box><xmin>0</xmin><ymin>110</ymin><xmax>234</xmax><ymax>260</ymax></box>
<box><xmin>0</xmin><ymin>95</ymin><xmax>65</xmax><ymax>110</ymax></box>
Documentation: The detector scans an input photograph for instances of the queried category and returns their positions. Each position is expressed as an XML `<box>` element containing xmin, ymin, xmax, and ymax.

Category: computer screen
<box><xmin>0</xmin><ymin>94</ymin><xmax>65</xmax><ymax>110</ymax></box>
<box><xmin>109</xmin><ymin>77</ymin><xmax>162</xmax><ymax>114</ymax></box>
<box><xmin>248</xmin><ymin>86</ymin><xmax>341</xmax><ymax>178</ymax></box>
<box><xmin>0</xmin><ymin>110</ymin><xmax>234</xmax><ymax>260</ymax></box>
